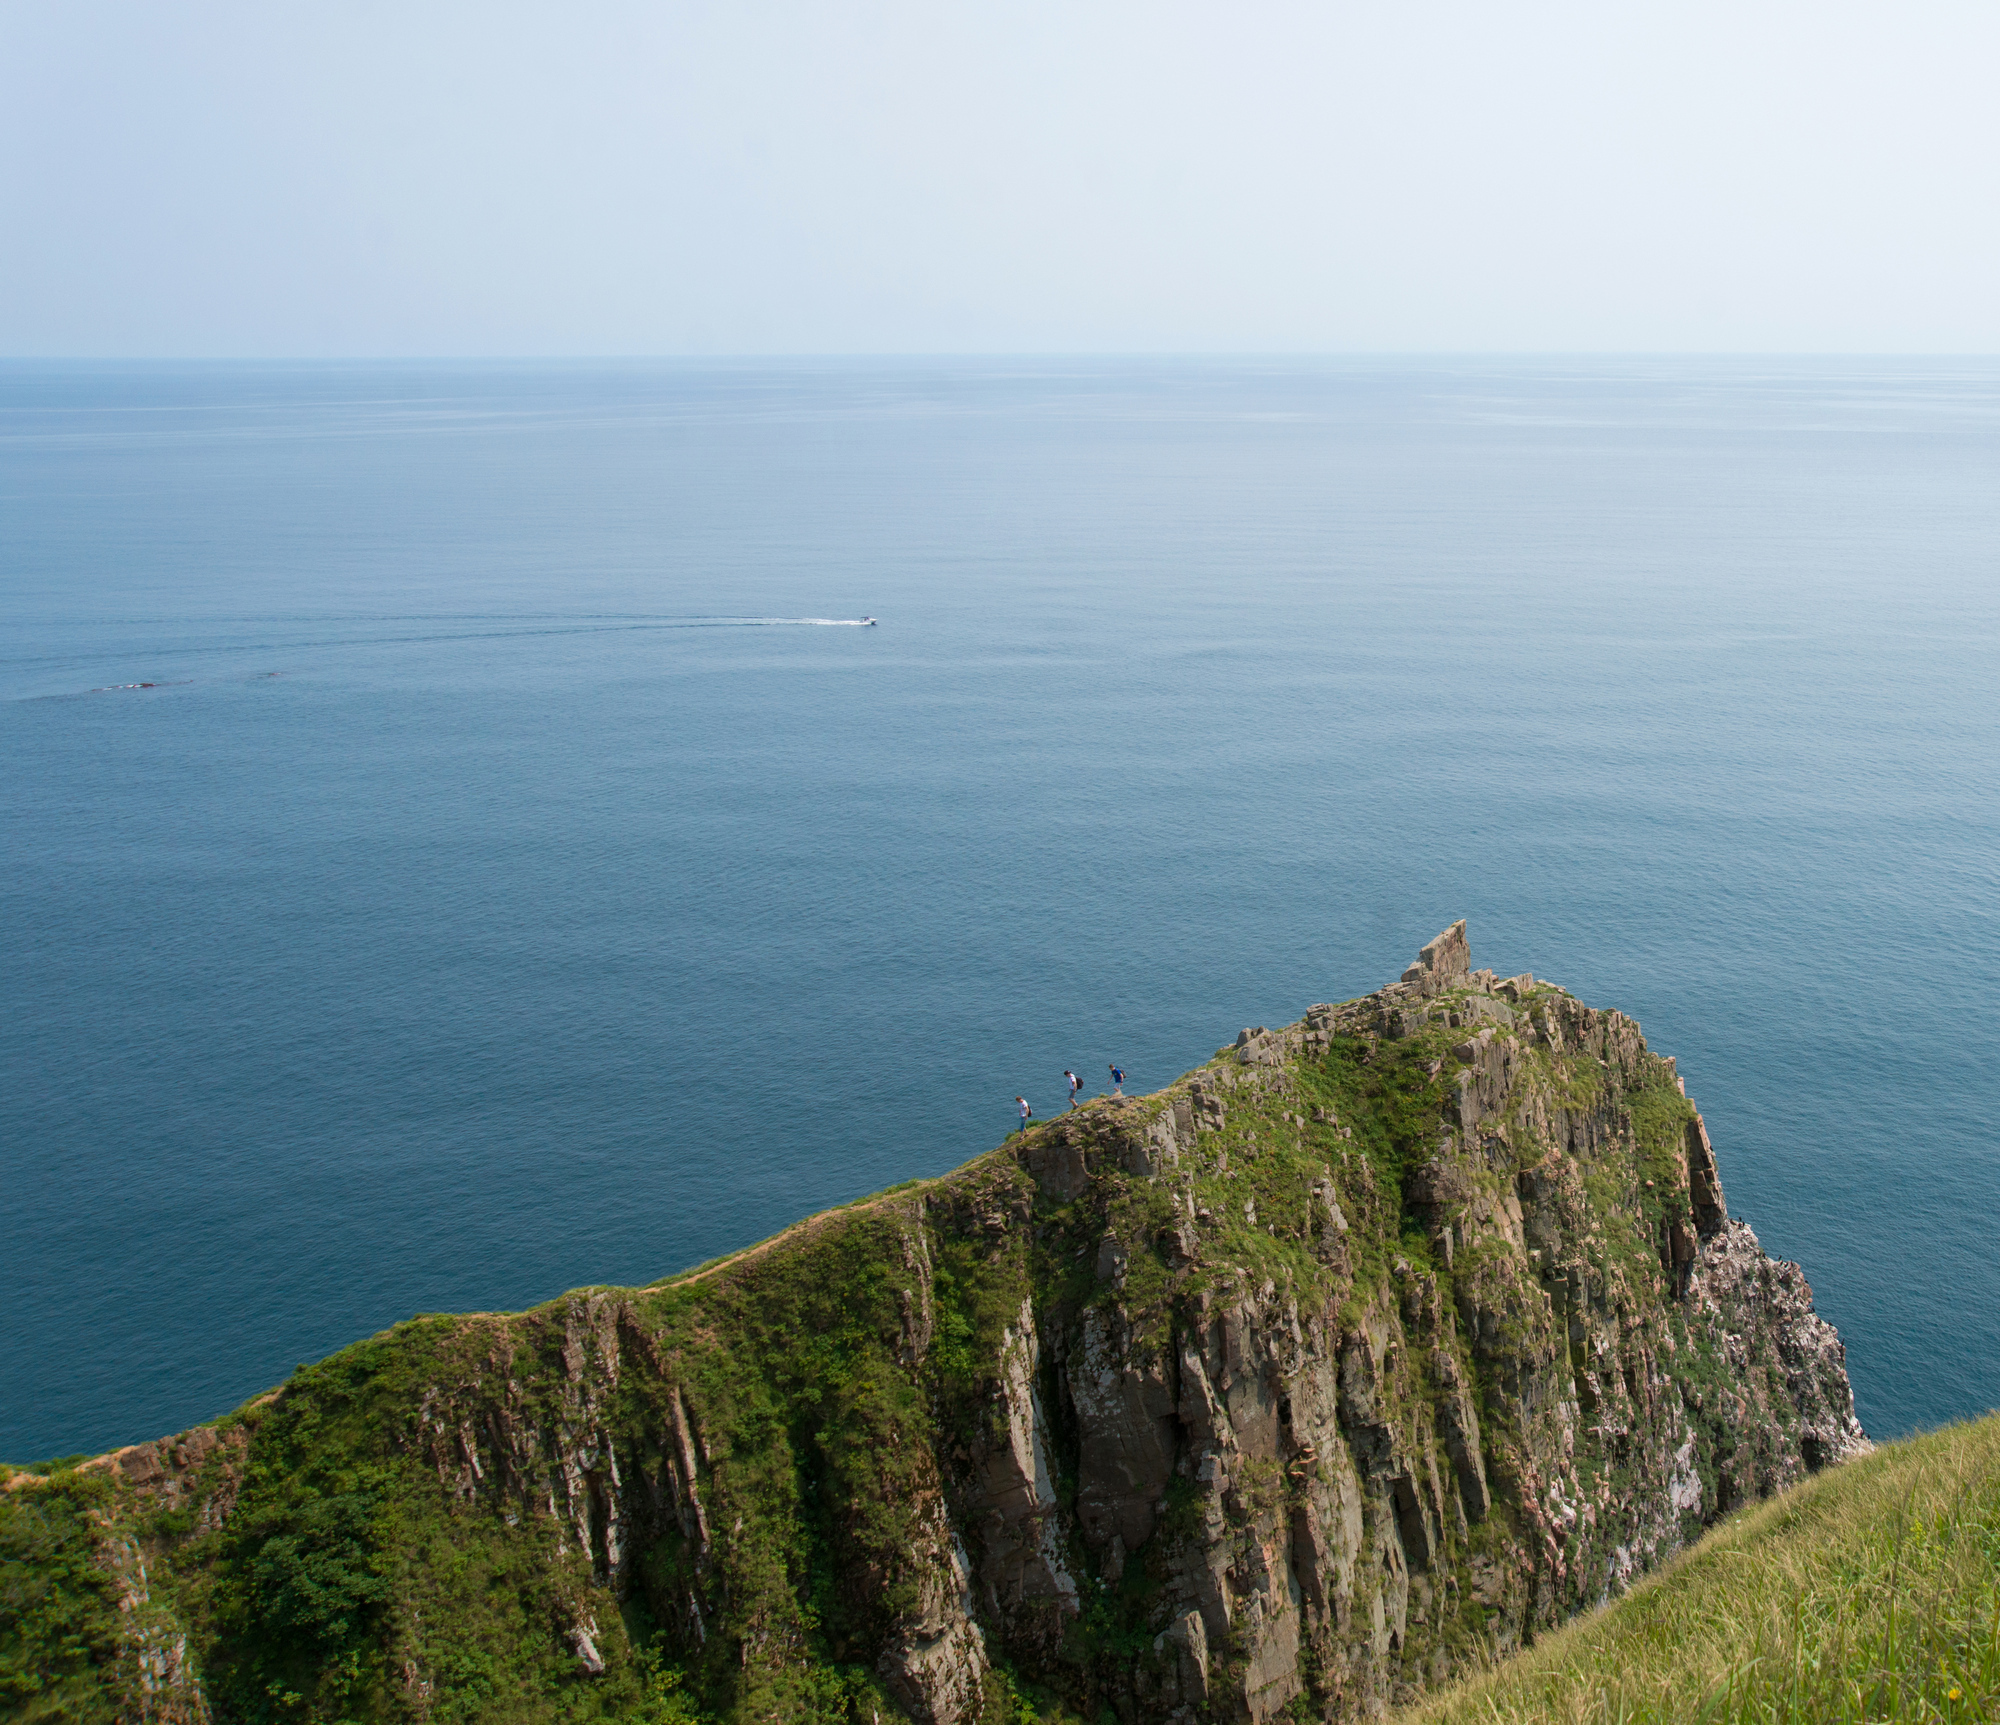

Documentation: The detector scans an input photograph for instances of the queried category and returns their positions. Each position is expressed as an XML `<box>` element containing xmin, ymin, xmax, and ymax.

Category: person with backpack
<box><xmin>1064</xmin><ymin>1069</ymin><xmax>1081</xmax><ymax>1108</ymax></box>
<box><xmin>1016</xmin><ymin>1095</ymin><xmax>1032</xmax><ymax>1134</ymax></box>
<box><xmin>1109</xmin><ymin>1063</ymin><xmax>1124</xmax><ymax>1096</ymax></box>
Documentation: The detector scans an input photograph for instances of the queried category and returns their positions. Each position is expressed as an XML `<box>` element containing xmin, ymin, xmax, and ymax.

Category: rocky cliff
<box><xmin>2</xmin><ymin>925</ymin><xmax>1866</xmax><ymax>1724</ymax></box>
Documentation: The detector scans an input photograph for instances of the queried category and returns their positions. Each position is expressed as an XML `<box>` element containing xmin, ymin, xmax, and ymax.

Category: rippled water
<box><xmin>5</xmin><ymin>357</ymin><xmax>1997</xmax><ymax>1460</ymax></box>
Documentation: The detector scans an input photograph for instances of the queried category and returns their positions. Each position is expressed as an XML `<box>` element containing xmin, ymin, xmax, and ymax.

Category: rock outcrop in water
<box><xmin>3</xmin><ymin>925</ymin><xmax>1865</xmax><ymax>1723</ymax></box>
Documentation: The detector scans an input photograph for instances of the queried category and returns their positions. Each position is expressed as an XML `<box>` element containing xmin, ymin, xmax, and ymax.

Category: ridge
<box><xmin>1</xmin><ymin>922</ymin><xmax>1866</xmax><ymax>1724</ymax></box>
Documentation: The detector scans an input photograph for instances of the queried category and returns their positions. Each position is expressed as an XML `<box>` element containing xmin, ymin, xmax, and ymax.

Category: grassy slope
<box><xmin>1402</xmin><ymin>1414</ymin><xmax>2000</xmax><ymax>1725</ymax></box>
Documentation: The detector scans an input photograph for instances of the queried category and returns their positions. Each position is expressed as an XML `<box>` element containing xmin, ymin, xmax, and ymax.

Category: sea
<box><xmin>4</xmin><ymin>357</ymin><xmax>1997</xmax><ymax>1463</ymax></box>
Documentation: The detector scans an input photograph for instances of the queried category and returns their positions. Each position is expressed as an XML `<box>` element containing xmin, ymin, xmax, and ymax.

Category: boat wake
<box><xmin>11</xmin><ymin>617</ymin><xmax>880</xmax><ymax>699</ymax></box>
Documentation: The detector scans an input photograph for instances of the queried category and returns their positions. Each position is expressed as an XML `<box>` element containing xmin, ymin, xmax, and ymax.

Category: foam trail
<box><xmin>9</xmin><ymin>615</ymin><xmax>881</xmax><ymax>697</ymax></box>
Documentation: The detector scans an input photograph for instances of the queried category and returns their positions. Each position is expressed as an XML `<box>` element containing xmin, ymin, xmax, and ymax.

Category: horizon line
<box><xmin>4</xmin><ymin>348</ymin><xmax>2000</xmax><ymax>365</ymax></box>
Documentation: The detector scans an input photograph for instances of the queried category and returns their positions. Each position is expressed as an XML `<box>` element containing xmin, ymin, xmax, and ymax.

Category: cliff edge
<box><xmin>2</xmin><ymin>925</ymin><xmax>1865</xmax><ymax>1724</ymax></box>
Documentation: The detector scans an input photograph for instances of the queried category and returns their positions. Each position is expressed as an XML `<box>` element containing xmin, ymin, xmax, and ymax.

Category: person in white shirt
<box><xmin>1064</xmin><ymin>1070</ymin><xmax>1081</xmax><ymax>1108</ymax></box>
<box><xmin>1016</xmin><ymin>1095</ymin><xmax>1032</xmax><ymax>1133</ymax></box>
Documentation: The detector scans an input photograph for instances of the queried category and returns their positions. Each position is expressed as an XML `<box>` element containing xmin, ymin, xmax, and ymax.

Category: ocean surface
<box><xmin>4</xmin><ymin>357</ymin><xmax>1997</xmax><ymax>1462</ymax></box>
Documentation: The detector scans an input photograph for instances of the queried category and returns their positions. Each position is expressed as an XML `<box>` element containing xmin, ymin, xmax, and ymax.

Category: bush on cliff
<box><xmin>0</xmin><ymin>1472</ymin><xmax>121</xmax><ymax>1724</ymax></box>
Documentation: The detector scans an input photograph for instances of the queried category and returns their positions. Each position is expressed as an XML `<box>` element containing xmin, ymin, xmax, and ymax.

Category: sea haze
<box><xmin>4</xmin><ymin>357</ymin><xmax>1996</xmax><ymax>1461</ymax></box>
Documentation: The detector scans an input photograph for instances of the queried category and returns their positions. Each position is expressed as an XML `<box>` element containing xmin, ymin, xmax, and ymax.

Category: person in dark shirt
<box><xmin>1109</xmin><ymin>1064</ymin><xmax>1124</xmax><ymax>1096</ymax></box>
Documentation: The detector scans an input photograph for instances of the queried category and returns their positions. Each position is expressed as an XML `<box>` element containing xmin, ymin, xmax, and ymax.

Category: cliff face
<box><xmin>5</xmin><ymin>926</ymin><xmax>1865</xmax><ymax>1724</ymax></box>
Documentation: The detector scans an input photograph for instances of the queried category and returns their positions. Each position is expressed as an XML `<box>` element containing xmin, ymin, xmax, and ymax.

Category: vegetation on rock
<box><xmin>0</xmin><ymin>1471</ymin><xmax>122</xmax><ymax>1723</ymax></box>
<box><xmin>0</xmin><ymin>924</ymin><xmax>1865</xmax><ymax>1723</ymax></box>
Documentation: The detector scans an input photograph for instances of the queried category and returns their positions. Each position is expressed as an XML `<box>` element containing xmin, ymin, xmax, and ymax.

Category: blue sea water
<box><xmin>4</xmin><ymin>357</ymin><xmax>1998</xmax><ymax>1462</ymax></box>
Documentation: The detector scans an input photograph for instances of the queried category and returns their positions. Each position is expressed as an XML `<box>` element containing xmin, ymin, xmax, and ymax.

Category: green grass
<box><xmin>1314</xmin><ymin>1028</ymin><xmax>1452</xmax><ymax>1209</ymax></box>
<box><xmin>1402</xmin><ymin>1414</ymin><xmax>2000</xmax><ymax>1725</ymax></box>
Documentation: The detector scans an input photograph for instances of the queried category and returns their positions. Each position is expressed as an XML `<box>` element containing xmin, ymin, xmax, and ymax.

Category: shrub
<box><xmin>0</xmin><ymin>1474</ymin><xmax>122</xmax><ymax>1723</ymax></box>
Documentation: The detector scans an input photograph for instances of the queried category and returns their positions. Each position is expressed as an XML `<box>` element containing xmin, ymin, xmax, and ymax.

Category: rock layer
<box><xmin>6</xmin><ymin>926</ymin><xmax>1865</xmax><ymax>1723</ymax></box>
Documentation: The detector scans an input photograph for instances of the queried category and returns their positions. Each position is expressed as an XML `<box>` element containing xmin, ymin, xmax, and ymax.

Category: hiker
<box><xmin>1109</xmin><ymin>1063</ymin><xmax>1124</xmax><ymax>1096</ymax></box>
<box><xmin>1016</xmin><ymin>1095</ymin><xmax>1032</xmax><ymax>1133</ymax></box>
<box><xmin>1064</xmin><ymin>1069</ymin><xmax>1081</xmax><ymax>1108</ymax></box>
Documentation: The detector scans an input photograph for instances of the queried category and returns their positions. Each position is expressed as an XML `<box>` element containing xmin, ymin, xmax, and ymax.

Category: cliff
<box><xmin>1</xmin><ymin>925</ymin><xmax>1866</xmax><ymax>1724</ymax></box>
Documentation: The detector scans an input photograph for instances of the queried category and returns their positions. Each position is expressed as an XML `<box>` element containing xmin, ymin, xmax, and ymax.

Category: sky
<box><xmin>3</xmin><ymin>0</ymin><xmax>1998</xmax><ymax>356</ymax></box>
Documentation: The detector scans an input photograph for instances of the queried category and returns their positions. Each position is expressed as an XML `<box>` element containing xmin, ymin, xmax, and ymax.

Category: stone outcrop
<box><xmin>13</xmin><ymin>925</ymin><xmax>1865</xmax><ymax>1724</ymax></box>
<box><xmin>70</xmin><ymin>1424</ymin><xmax>250</xmax><ymax>1723</ymax></box>
<box><xmin>1401</xmin><ymin>919</ymin><xmax>1471</xmax><ymax>994</ymax></box>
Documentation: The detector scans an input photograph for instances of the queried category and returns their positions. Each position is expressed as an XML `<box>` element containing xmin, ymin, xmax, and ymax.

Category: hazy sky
<box><xmin>5</xmin><ymin>0</ymin><xmax>1997</xmax><ymax>355</ymax></box>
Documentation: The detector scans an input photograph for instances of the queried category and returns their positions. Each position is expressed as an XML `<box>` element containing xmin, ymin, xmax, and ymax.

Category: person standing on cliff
<box><xmin>1016</xmin><ymin>1095</ymin><xmax>1032</xmax><ymax>1134</ymax></box>
<box><xmin>1064</xmin><ymin>1069</ymin><xmax>1081</xmax><ymax>1108</ymax></box>
<box><xmin>1109</xmin><ymin>1063</ymin><xmax>1124</xmax><ymax>1096</ymax></box>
